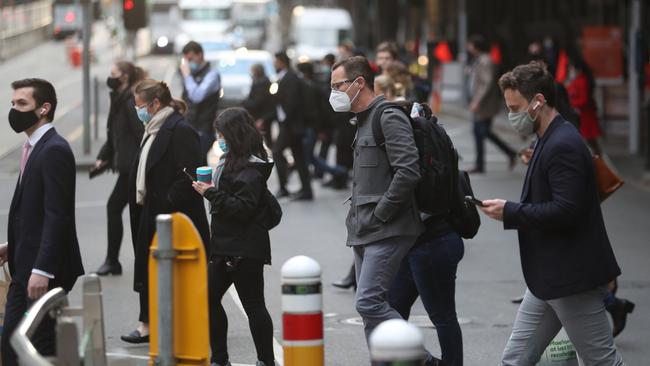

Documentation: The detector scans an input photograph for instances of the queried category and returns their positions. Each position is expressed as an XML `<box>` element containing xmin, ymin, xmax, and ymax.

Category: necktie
<box><xmin>20</xmin><ymin>140</ymin><xmax>31</xmax><ymax>182</ymax></box>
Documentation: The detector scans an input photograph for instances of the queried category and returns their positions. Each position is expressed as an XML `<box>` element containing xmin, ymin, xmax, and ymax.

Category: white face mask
<box><xmin>508</xmin><ymin>99</ymin><xmax>544</xmax><ymax>136</ymax></box>
<box><xmin>329</xmin><ymin>78</ymin><xmax>361</xmax><ymax>112</ymax></box>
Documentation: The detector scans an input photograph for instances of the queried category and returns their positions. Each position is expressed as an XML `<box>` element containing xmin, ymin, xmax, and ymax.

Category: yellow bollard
<box><xmin>149</xmin><ymin>213</ymin><xmax>210</xmax><ymax>366</ymax></box>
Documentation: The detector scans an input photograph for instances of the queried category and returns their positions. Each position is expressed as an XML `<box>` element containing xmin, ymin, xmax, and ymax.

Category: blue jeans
<box><xmin>389</xmin><ymin>230</ymin><xmax>465</xmax><ymax>366</ymax></box>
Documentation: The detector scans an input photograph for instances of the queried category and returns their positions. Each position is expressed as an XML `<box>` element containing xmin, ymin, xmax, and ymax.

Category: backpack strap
<box><xmin>371</xmin><ymin>101</ymin><xmax>407</xmax><ymax>150</ymax></box>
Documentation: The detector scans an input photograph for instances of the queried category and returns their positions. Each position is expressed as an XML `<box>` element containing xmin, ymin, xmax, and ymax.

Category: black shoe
<box><xmin>332</xmin><ymin>278</ymin><xmax>356</xmax><ymax>290</ymax></box>
<box><xmin>120</xmin><ymin>329</ymin><xmax>149</xmax><ymax>344</ymax></box>
<box><xmin>607</xmin><ymin>298</ymin><xmax>635</xmax><ymax>337</ymax></box>
<box><xmin>95</xmin><ymin>261</ymin><xmax>122</xmax><ymax>276</ymax></box>
<box><xmin>275</xmin><ymin>188</ymin><xmax>290</xmax><ymax>198</ymax></box>
<box><xmin>425</xmin><ymin>353</ymin><xmax>443</xmax><ymax>366</ymax></box>
<box><xmin>291</xmin><ymin>191</ymin><xmax>313</xmax><ymax>201</ymax></box>
<box><xmin>511</xmin><ymin>295</ymin><xmax>524</xmax><ymax>304</ymax></box>
<box><xmin>468</xmin><ymin>167</ymin><xmax>484</xmax><ymax>174</ymax></box>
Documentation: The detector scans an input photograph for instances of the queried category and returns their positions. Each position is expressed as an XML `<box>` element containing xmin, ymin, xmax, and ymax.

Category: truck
<box><xmin>173</xmin><ymin>0</ymin><xmax>240</xmax><ymax>54</ymax></box>
<box><xmin>288</xmin><ymin>6</ymin><xmax>353</xmax><ymax>64</ymax></box>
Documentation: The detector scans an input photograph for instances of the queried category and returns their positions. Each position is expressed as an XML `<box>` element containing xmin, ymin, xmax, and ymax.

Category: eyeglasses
<box><xmin>331</xmin><ymin>79</ymin><xmax>354</xmax><ymax>90</ymax></box>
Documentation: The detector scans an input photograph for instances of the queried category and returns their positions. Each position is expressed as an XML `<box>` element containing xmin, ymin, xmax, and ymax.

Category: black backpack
<box><xmin>371</xmin><ymin>102</ymin><xmax>480</xmax><ymax>238</ymax></box>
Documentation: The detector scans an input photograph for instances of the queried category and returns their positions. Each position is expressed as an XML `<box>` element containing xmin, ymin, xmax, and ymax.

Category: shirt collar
<box><xmin>277</xmin><ymin>69</ymin><xmax>288</xmax><ymax>80</ymax></box>
<box><xmin>355</xmin><ymin>95</ymin><xmax>385</xmax><ymax>123</ymax></box>
<box><xmin>27</xmin><ymin>123</ymin><xmax>54</xmax><ymax>147</ymax></box>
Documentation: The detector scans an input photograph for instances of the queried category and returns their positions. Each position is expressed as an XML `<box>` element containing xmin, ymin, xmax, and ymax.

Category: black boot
<box><xmin>96</xmin><ymin>261</ymin><xmax>122</xmax><ymax>276</ymax></box>
<box><xmin>606</xmin><ymin>297</ymin><xmax>635</xmax><ymax>337</ymax></box>
<box><xmin>332</xmin><ymin>263</ymin><xmax>356</xmax><ymax>290</ymax></box>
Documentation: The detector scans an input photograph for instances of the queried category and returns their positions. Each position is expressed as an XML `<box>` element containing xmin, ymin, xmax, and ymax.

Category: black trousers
<box><xmin>105</xmin><ymin>173</ymin><xmax>130</xmax><ymax>263</ymax></box>
<box><xmin>473</xmin><ymin>117</ymin><xmax>515</xmax><ymax>171</ymax></box>
<box><xmin>1</xmin><ymin>282</ymin><xmax>56</xmax><ymax>366</ymax></box>
<box><xmin>272</xmin><ymin>127</ymin><xmax>312</xmax><ymax>193</ymax></box>
<box><xmin>208</xmin><ymin>257</ymin><xmax>274</xmax><ymax>365</ymax></box>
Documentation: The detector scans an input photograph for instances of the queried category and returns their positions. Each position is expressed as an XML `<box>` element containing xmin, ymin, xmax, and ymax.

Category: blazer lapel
<box><xmin>520</xmin><ymin>117</ymin><xmax>564</xmax><ymax>201</ymax></box>
<box><xmin>16</xmin><ymin>128</ymin><xmax>56</xmax><ymax>200</ymax></box>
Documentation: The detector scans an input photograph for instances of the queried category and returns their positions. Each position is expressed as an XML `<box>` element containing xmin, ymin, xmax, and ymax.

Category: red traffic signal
<box><xmin>123</xmin><ymin>0</ymin><xmax>147</xmax><ymax>31</ymax></box>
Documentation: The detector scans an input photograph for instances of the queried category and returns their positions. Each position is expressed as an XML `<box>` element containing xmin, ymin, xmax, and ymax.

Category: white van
<box><xmin>174</xmin><ymin>0</ymin><xmax>238</xmax><ymax>54</ymax></box>
<box><xmin>288</xmin><ymin>6</ymin><xmax>353</xmax><ymax>63</ymax></box>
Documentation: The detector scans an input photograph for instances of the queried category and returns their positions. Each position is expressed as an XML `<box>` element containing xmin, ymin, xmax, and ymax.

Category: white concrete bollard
<box><xmin>281</xmin><ymin>255</ymin><xmax>324</xmax><ymax>366</ymax></box>
<box><xmin>370</xmin><ymin>319</ymin><xmax>426</xmax><ymax>366</ymax></box>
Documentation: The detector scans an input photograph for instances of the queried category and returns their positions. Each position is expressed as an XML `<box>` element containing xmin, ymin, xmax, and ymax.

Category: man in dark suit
<box><xmin>0</xmin><ymin>78</ymin><xmax>84</xmax><ymax>365</ymax></box>
<box><xmin>271</xmin><ymin>51</ymin><xmax>313</xmax><ymax>200</ymax></box>
<box><xmin>480</xmin><ymin>63</ymin><xmax>624</xmax><ymax>365</ymax></box>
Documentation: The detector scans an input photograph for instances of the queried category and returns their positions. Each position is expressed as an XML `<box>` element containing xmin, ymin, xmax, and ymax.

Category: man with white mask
<box><xmin>330</xmin><ymin>56</ymin><xmax>424</xmax><ymax>358</ymax></box>
<box><xmin>480</xmin><ymin>62</ymin><xmax>625</xmax><ymax>366</ymax></box>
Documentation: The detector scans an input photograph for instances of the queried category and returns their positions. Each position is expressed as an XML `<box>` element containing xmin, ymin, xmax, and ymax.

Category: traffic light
<box><xmin>123</xmin><ymin>0</ymin><xmax>147</xmax><ymax>31</ymax></box>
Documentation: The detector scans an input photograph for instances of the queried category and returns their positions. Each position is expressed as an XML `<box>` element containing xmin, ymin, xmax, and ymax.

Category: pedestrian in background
<box><xmin>375</xmin><ymin>41</ymin><xmax>399</xmax><ymax>74</ymax></box>
<box><xmin>1</xmin><ymin>78</ymin><xmax>84</xmax><ymax>366</ymax></box>
<box><xmin>271</xmin><ymin>51</ymin><xmax>313</xmax><ymax>200</ymax></box>
<box><xmin>243</xmin><ymin>63</ymin><xmax>274</xmax><ymax>149</ymax></box>
<box><xmin>180</xmin><ymin>41</ymin><xmax>221</xmax><ymax>161</ymax></box>
<box><xmin>566</xmin><ymin>55</ymin><xmax>603</xmax><ymax>155</ymax></box>
<box><xmin>374</xmin><ymin>74</ymin><xmax>397</xmax><ymax>101</ymax></box>
<box><xmin>94</xmin><ymin>61</ymin><xmax>145</xmax><ymax>276</ymax></box>
<box><xmin>481</xmin><ymin>62</ymin><xmax>625</xmax><ymax>365</ymax></box>
<box><xmin>330</xmin><ymin>56</ymin><xmax>423</xmax><ymax>355</ymax></box>
<box><xmin>467</xmin><ymin>34</ymin><xmax>516</xmax><ymax>173</ymax></box>
<box><xmin>122</xmin><ymin>79</ymin><xmax>209</xmax><ymax>344</ymax></box>
<box><xmin>192</xmin><ymin>108</ymin><xmax>277</xmax><ymax>366</ymax></box>
<box><xmin>387</xmin><ymin>101</ymin><xmax>465</xmax><ymax>366</ymax></box>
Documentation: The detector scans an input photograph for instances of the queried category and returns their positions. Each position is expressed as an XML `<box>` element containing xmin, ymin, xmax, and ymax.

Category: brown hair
<box><xmin>376</xmin><ymin>41</ymin><xmax>399</xmax><ymax>60</ymax></box>
<box><xmin>332</xmin><ymin>56</ymin><xmax>375</xmax><ymax>89</ymax></box>
<box><xmin>374</xmin><ymin>74</ymin><xmax>396</xmax><ymax>98</ymax></box>
<box><xmin>115</xmin><ymin>61</ymin><xmax>146</xmax><ymax>88</ymax></box>
<box><xmin>498</xmin><ymin>61</ymin><xmax>556</xmax><ymax>108</ymax></box>
<box><xmin>134</xmin><ymin>79</ymin><xmax>187</xmax><ymax>114</ymax></box>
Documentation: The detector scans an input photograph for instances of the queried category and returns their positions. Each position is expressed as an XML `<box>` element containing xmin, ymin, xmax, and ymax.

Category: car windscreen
<box><xmin>216</xmin><ymin>57</ymin><xmax>274</xmax><ymax>77</ymax></box>
<box><xmin>182</xmin><ymin>7</ymin><xmax>231</xmax><ymax>21</ymax></box>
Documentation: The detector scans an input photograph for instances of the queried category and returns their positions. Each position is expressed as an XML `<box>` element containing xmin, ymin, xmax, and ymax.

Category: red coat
<box><xmin>567</xmin><ymin>73</ymin><xmax>602</xmax><ymax>139</ymax></box>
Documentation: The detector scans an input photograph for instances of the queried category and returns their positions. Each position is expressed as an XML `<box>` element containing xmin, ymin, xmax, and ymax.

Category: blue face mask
<box><xmin>136</xmin><ymin>105</ymin><xmax>152</xmax><ymax>124</ymax></box>
<box><xmin>218</xmin><ymin>139</ymin><xmax>229</xmax><ymax>153</ymax></box>
<box><xmin>189</xmin><ymin>62</ymin><xmax>201</xmax><ymax>72</ymax></box>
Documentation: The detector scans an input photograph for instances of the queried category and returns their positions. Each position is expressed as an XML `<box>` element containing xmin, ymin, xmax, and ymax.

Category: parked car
<box><xmin>204</xmin><ymin>49</ymin><xmax>276</xmax><ymax>109</ymax></box>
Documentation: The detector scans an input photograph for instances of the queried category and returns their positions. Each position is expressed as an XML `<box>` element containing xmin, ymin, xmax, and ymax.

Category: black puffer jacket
<box><xmin>204</xmin><ymin>156</ymin><xmax>274</xmax><ymax>264</ymax></box>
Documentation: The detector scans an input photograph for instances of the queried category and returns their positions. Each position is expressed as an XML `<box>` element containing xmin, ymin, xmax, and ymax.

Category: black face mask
<box><xmin>106</xmin><ymin>76</ymin><xmax>122</xmax><ymax>90</ymax></box>
<box><xmin>8</xmin><ymin>108</ymin><xmax>41</xmax><ymax>133</ymax></box>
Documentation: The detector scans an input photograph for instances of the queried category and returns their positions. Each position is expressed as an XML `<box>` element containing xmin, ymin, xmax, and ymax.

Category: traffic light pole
<box><xmin>81</xmin><ymin>0</ymin><xmax>93</xmax><ymax>155</ymax></box>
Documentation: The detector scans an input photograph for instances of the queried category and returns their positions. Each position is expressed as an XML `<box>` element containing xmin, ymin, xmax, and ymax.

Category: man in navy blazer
<box><xmin>0</xmin><ymin>78</ymin><xmax>84</xmax><ymax>365</ymax></box>
<box><xmin>480</xmin><ymin>63</ymin><xmax>625</xmax><ymax>365</ymax></box>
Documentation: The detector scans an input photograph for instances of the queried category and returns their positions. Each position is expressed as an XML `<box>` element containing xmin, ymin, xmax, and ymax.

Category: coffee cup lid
<box><xmin>196</xmin><ymin>166</ymin><xmax>212</xmax><ymax>175</ymax></box>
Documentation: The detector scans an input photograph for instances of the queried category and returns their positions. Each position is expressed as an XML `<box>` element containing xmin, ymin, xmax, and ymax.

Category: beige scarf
<box><xmin>136</xmin><ymin>106</ymin><xmax>175</xmax><ymax>205</ymax></box>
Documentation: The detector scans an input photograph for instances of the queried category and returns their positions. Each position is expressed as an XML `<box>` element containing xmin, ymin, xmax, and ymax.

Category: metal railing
<box><xmin>10</xmin><ymin>275</ymin><xmax>107</xmax><ymax>366</ymax></box>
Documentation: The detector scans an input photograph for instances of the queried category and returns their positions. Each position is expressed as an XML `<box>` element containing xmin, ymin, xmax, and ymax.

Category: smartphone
<box><xmin>464</xmin><ymin>195</ymin><xmax>485</xmax><ymax>207</ymax></box>
<box><xmin>182</xmin><ymin>168</ymin><xmax>196</xmax><ymax>182</ymax></box>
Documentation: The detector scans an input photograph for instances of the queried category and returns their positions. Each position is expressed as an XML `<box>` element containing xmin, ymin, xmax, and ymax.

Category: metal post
<box><xmin>628</xmin><ymin>0</ymin><xmax>641</xmax><ymax>155</ymax></box>
<box><xmin>81</xmin><ymin>0</ymin><xmax>92</xmax><ymax>155</ymax></box>
<box><xmin>156</xmin><ymin>214</ymin><xmax>175</xmax><ymax>366</ymax></box>
<box><xmin>457</xmin><ymin>0</ymin><xmax>468</xmax><ymax>103</ymax></box>
<box><xmin>93</xmin><ymin>76</ymin><xmax>99</xmax><ymax>141</ymax></box>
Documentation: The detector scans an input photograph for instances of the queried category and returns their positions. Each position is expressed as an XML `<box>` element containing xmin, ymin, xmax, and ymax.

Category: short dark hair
<box><xmin>274</xmin><ymin>51</ymin><xmax>291</xmax><ymax>67</ymax></box>
<box><xmin>376</xmin><ymin>41</ymin><xmax>399</xmax><ymax>60</ymax></box>
<box><xmin>468</xmin><ymin>34</ymin><xmax>489</xmax><ymax>53</ymax></box>
<box><xmin>498</xmin><ymin>61</ymin><xmax>556</xmax><ymax>108</ymax></box>
<box><xmin>297</xmin><ymin>62</ymin><xmax>314</xmax><ymax>79</ymax></box>
<box><xmin>11</xmin><ymin>78</ymin><xmax>58</xmax><ymax>121</ymax></box>
<box><xmin>182</xmin><ymin>41</ymin><xmax>203</xmax><ymax>55</ymax></box>
<box><xmin>331</xmin><ymin>56</ymin><xmax>375</xmax><ymax>89</ymax></box>
<box><xmin>323</xmin><ymin>53</ymin><xmax>336</xmax><ymax>66</ymax></box>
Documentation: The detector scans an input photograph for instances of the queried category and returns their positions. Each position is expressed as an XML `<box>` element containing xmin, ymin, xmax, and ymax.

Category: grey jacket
<box><xmin>470</xmin><ymin>53</ymin><xmax>501</xmax><ymax>120</ymax></box>
<box><xmin>345</xmin><ymin>96</ymin><xmax>424</xmax><ymax>246</ymax></box>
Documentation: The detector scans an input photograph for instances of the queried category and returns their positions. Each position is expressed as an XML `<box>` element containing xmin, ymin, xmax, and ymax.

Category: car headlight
<box><xmin>157</xmin><ymin>36</ymin><xmax>169</xmax><ymax>48</ymax></box>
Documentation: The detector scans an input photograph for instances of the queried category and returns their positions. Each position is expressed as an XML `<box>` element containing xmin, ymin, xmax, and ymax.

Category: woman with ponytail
<box><xmin>121</xmin><ymin>79</ymin><xmax>209</xmax><ymax>344</ymax></box>
<box><xmin>95</xmin><ymin>61</ymin><xmax>145</xmax><ymax>276</ymax></box>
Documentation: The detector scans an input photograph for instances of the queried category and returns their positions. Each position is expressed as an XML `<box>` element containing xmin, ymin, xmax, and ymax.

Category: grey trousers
<box><xmin>502</xmin><ymin>287</ymin><xmax>625</xmax><ymax>366</ymax></box>
<box><xmin>353</xmin><ymin>235</ymin><xmax>416</xmax><ymax>345</ymax></box>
